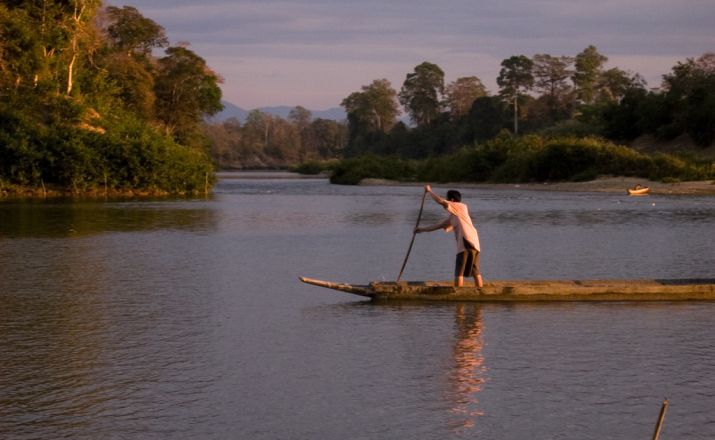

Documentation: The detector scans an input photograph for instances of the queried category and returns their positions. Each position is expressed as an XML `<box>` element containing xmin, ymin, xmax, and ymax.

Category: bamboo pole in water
<box><xmin>397</xmin><ymin>191</ymin><xmax>427</xmax><ymax>282</ymax></box>
<box><xmin>652</xmin><ymin>398</ymin><xmax>668</xmax><ymax>440</ymax></box>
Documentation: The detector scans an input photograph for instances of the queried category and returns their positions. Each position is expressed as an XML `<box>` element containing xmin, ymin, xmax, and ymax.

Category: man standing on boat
<box><xmin>415</xmin><ymin>185</ymin><xmax>483</xmax><ymax>289</ymax></box>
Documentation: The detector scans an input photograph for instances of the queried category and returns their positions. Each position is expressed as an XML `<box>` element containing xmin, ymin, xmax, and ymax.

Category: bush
<box><xmin>327</xmin><ymin>135</ymin><xmax>714</xmax><ymax>185</ymax></box>
<box><xmin>291</xmin><ymin>160</ymin><xmax>336</xmax><ymax>175</ymax></box>
<box><xmin>330</xmin><ymin>155</ymin><xmax>416</xmax><ymax>184</ymax></box>
<box><xmin>0</xmin><ymin>97</ymin><xmax>215</xmax><ymax>194</ymax></box>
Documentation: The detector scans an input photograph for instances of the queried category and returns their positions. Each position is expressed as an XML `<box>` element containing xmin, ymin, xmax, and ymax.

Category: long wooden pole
<box><xmin>397</xmin><ymin>191</ymin><xmax>428</xmax><ymax>282</ymax></box>
<box><xmin>652</xmin><ymin>398</ymin><xmax>669</xmax><ymax>440</ymax></box>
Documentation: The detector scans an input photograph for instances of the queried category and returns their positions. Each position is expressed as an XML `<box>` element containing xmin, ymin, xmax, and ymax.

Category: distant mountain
<box><xmin>210</xmin><ymin>101</ymin><xmax>346</xmax><ymax>123</ymax></box>
<box><xmin>213</xmin><ymin>101</ymin><xmax>248</xmax><ymax>122</ymax></box>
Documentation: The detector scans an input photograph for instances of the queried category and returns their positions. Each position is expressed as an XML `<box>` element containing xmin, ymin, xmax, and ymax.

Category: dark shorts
<box><xmin>455</xmin><ymin>249</ymin><xmax>480</xmax><ymax>278</ymax></box>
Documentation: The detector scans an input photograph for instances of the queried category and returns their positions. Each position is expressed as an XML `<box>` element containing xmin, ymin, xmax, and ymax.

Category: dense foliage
<box><xmin>201</xmin><ymin>44</ymin><xmax>712</xmax><ymax>177</ymax></box>
<box><xmin>0</xmin><ymin>2</ymin><xmax>221</xmax><ymax>195</ymax></box>
<box><xmin>329</xmin><ymin>135</ymin><xmax>714</xmax><ymax>185</ymax></box>
<box><xmin>335</xmin><ymin>48</ymin><xmax>714</xmax><ymax>165</ymax></box>
<box><xmin>303</xmin><ymin>47</ymin><xmax>714</xmax><ymax>185</ymax></box>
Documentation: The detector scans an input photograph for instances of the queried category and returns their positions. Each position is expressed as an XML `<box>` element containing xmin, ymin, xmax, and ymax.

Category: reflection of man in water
<box><xmin>449</xmin><ymin>304</ymin><xmax>485</xmax><ymax>430</ymax></box>
<box><xmin>415</xmin><ymin>185</ymin><xmax>483</xmax><ymax>288</ymax></box>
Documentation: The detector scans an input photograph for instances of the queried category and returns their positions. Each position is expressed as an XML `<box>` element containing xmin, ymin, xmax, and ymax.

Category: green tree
<box><xmin>243</xmin><ymin>109</ymin><xmax>271</xmax><ymax>152</ymax></box>
<box><xmin>0</xmin><ymin>2</ymin><xmax>218</xmax><ymax>193</ymax></box>
<box><xmin>100</xmin><ymin>52</ymin><xmax>156</xmax><ymax>117</ymax></box>
<box><xmin>306</xmin><ymin>118</ymin><xmax>347</xmax><ymax>158</ymax></box>
<box><xmin>399</xmin><ymin>61</ymin><xmax>445</xmax><ymax>126</ymax></box>
<box><xmin>0</xmin><ymin>6</ymin><xmax>44</xmax><ymax>92</ymax></box>
<box><xmin>154</xmin><ymin>46</ymin><xmax>223</xmax><ymax>142</ymax></box>
<box><xmin>63</xmin><ymin>0</ymin><xmax>103</xmax><ymax>95</ymax></box>
<box><xmin>105</xmin><ymin>6</ymin><xmax>168</xmax><ymax>56</ymax></box>
<box><xmin>466</xmin><ymin>96</ymin><xmax>510</xmax><ymax>142</ymax></box>
<box><xmin>444</xmin><ymin>76</ymin><xmax>487</xmax><ymax>119</ymax></box>
<box><xmin>662</xmin><ymin>52</ymin><xmax>715</xmax><ymax>146</ymax></box>
<box><xmin>2</xmin><ymin>1</ymin><xmax>101</xmax><ymax>95</ymax></box>
<box><xmin>601</xmin><ymin>86</ymin><xmax>649</xmax><ymax>140</ymax></box>
<box><xmin>532</xmin><ymin>53</ymin><xmax>573</xmax><ymax>120</ymax></box>
<box><xmin>573</xmin><ymin>45</ymin><xmax>607</xmax><ymax>104</ymax></box>
<box><xmin>288</xmin><ymin>106</ymin><xmax>312</xmax><ymax>160</ymax></box>
<box><xmin>597</xmin><ymin>68</ymin><xmax>646</xmax><ymax>102</ymax></box>
<box><xmin>99</xmin><ymin>5</ymin><xmax>169</xmax><ymax>117</ymax></box>
<box><xmin>497</xmin><ymin>55</ymin><xmax>534</xmax><ymax>134</ymax></box>
<box><xmin>341</xmin><ymin>78</ymin><xmax>399</xmax><ymax>150</ymax></box>
<box><xmin>265</xmin><ymin>116</ymin><xmax>300</xmax><ymax>162</ymax></box>
<box><xmin>288</xmin><ymin>106</ymin><xmax>312</xmax><ymax>128</ymax></box>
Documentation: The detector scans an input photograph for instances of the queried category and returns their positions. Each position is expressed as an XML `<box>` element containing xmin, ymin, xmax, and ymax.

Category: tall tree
<box><xmin>99</xmin><ymin>6</ymin><xmax>169</xmax><ymax>118</ymax></box>
<box><xmin>101</xmin><ymin>52</ymin><xmax>156</xmax><ymax>116</ymax></box>
<box><xmin>104</xmin><ymin>5</ymin><xmax>168</xmax><ymax>56</ymax></box>
<box><xmin>305</xmin><ymin>118</ymin><xmax>347</xmax><ymax>158</ymax></box>
<box><xmin>64</xmin><ymin>0</ymin><xmax>102</xmax><ymax>95</ymax></box>
<box><xmin>341</xmin><ymin>78</ymin><xmax>399</xmax><ymax>143</ymax></box>
<box><xmin>467</xmin><ymin>96</ymin><xmax>510</xmax><ymax>142</ymax></box>
<box><xmin>0</xmin><ymin>6</ymin><xmax>45</xmax><ymax>91</ymax></box>
<box><xmin>288</xmin><ymin>105</ymin><xmax>312</xmax><ymax>128</ymax></box>
<box><xmin>497</xmin><ymin>55</ymin><xmax>534</xmax><ymax>134</ymax></box>
<box><xmin>444</xmin><ymin>76</ymin><xmax>487</xmax><ymax>119</ymax></box>
<box><xmin>242</xmin><ymin>109</ymin><xmax>271</xmax><ymax>154</ymax></box>
<box><xmin>597</xmin><ymin>68</ymin><xmax>646</xmax><ymax>102</ymax></box>
<box><xmin>532</xmin><ymin>54</ymin><xmax>573</xmax><ymax>97</ymax></box>
<box><xmin>2</xmin><ymin>1</ymin><xmax>101</xmax><ymax>94</ymax></box>
<box><xmin>662</xmin><ymin>52</ymin><xmax>715</xmax><ymax>146</ymax></box>
<box><xmin>154</xmin><ymin>46</ymin><xmax>223</xmax><ymax>141</ymax></box>
<box><xmin>399</xmin><ymin>61</ymin><xmax>445</xmax><ymax>126</ymax></box>
<box><xmin>532</xmin><ymin>54</ymin><xmax>574</xmax><ymax>121</ymax></box>
<box><xmin>289</xmin><ymin>106</ymin><xmax>312</xmax><ymax>160</ymax></box>
<box><xmin>572</xmin><ymin>45</ymin><xmax>607</xmax><ymax>104</ymax></box>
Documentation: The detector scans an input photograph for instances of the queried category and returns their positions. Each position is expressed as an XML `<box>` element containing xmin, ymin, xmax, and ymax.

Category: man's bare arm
<box><xmin>415</xmin><ymin>218</ymin><xmax>451</xmax><ymax>233</ymax></box>
<box><xmin>424</xmin><ymin>184</ymin><xmax>448</xmax><ymax>208</ymax></box>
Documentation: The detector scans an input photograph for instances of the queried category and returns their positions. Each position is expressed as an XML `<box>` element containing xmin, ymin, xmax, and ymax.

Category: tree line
<box><xmin>205</xmin><ymin>107</ymin><xmax>347</xmax><ymax>169</ymax></box>
<box><xmin>208</xmin><ymin>45</ymin><xmax>713</xmax><ymax>171</ymax></box>
<box><xmin>0</xmin><ymin>1</ymin><xmax>222</xmax><ymax>194</ymax></box>
<box><xmin>341</xmin><ymin>46</ymin><xmax>715</xmax><ymax>159</ymax></box>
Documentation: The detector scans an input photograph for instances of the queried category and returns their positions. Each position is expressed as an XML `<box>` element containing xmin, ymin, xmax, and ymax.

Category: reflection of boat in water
<box><xmin>299</xmin><ymin>277</ymin><xmax>715</xmax><ymax>301</ymax></box>
<box><xmin>448</xmin><ymin>305</ymin><xmax>485</xmax><ymax>431</ymax></box>
<box><xmin>627</xmin><ymin>184</ymin><xmax>650</xmax><ymax>195</ymax></box>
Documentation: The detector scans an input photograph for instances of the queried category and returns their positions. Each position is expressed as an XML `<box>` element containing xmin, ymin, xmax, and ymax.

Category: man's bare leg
<box><xmin>472</xmin><ymin>251</ymin><xmax>483</xmax><ymax>289</ymax></box>
<box><xmin>455</xmin><ymin>276</ymin><xmax>464</xmax><ymax>287</ymax></box>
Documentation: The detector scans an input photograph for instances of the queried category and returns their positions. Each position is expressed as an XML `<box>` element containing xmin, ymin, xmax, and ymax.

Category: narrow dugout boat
<box><xmin>299</xmin><ymin>277</ymin><xmax>715</xmax><ymax>302</ymax></box>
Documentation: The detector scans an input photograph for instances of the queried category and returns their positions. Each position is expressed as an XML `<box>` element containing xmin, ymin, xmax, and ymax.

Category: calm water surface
<box><xmin>1</xmin><ymin>172</ymin><xmax>714</xmax><ymax>439</ymax></box>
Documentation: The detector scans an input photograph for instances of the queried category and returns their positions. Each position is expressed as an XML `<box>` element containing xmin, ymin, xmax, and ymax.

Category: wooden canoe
<box><xmin>299</xmin><ymin>277</ymin><xmax>715</xmax><ymax>302</ymax></box>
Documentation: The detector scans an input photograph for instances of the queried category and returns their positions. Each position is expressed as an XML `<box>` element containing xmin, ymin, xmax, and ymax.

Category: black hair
<box><xmin>446</xmin><ymin>190</ymin><xmax>461</xmax><ymax>202</ymax></box>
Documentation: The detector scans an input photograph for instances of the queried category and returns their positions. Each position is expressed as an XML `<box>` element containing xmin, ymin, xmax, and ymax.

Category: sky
<box><xmin>121</xmin><ymin>0</ymin><xmax>715</xmax><ymax>110</ymax></box>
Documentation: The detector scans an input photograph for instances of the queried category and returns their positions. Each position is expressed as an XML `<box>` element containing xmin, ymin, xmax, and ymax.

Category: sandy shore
<box><xmin>360</xmin><ymin>176</ymin><xmax>715</xmax><ymax>196</ymax></box>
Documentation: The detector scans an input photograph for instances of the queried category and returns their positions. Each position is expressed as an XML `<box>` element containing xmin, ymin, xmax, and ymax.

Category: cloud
<box><xmin>120</xmin><ymin>0</ymin><xmax>715</xmax><ymax>108</ymax></box>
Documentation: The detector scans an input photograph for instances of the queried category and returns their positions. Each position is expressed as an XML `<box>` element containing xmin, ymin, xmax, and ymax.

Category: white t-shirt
<box><xmin>443</xmin><ymin>201</ymin><xmax>480</xmax><ymax>253</ymax></box>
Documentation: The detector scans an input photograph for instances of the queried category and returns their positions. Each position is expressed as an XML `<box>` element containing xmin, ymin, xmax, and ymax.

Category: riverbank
<box><xmin>0</xmin><ymin>184</ymin><xmax>207</xmax><ymax>200</ymax></box>
<box><xmin>360</xmin><ymin>176</ymin><xmax>715</xmax><ymax>195</ymax></box>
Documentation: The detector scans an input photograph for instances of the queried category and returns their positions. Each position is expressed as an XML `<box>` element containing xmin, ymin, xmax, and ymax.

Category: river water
<box><xmin>1</xmin><ymin>172</ymin><xmax>714</xmax><ymax>439</ymax></box>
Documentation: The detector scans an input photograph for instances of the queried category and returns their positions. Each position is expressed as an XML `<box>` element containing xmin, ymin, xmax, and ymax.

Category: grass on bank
<box><xmin>315</xmin><ymin>135</ymin><xmax>714</xmax><ymax>185</ymax></box>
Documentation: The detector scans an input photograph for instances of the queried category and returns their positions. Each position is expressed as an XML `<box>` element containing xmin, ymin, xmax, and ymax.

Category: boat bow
<box><xmin>299</xmin><ymin>277</ymin><xmax>373</xmax><ymax>297</ymax></box>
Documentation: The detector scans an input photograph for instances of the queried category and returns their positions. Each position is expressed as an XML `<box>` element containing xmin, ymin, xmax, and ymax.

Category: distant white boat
<box><xmin>627</xmin><ymin>185</ymin><xmax>650</xmax><ymax>195</ymax></box>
